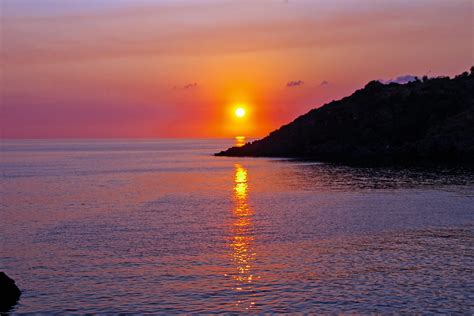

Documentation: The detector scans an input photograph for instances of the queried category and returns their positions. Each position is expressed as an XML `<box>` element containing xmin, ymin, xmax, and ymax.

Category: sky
<box><xmin>1</xmin><ymin>0</ymin><xmax>473</xmax><ymax>138</ymax></box>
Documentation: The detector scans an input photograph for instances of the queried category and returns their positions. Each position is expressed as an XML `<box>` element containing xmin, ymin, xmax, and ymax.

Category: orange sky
<box><xmin>1</xmin><ymin>0</ymin><xmax>473</xmax><ymax>138</ymax></box>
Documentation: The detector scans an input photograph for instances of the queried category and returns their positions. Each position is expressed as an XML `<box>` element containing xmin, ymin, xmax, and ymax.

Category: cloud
<box><xmin>320</xmin><ymin>80</ymin><xmax>329</xmax><ymax>87</ymax></box>
<box><xmin>173</xmin><ymin>82</ymin><xmax>198</xmax><ymax>90</ymax></box>
<box><xmin>380</xmin><ymin>75</ymin><xmax>417</xmax><ymax>85</ymax></box>
<box><xmin>2</xmin><ymin>1</ymin><xmax>471</xmax><ymax>65</ymax></box>
<box><xmin>286</xmin><ymin>80</ymin><xmax>304</xmax><ymax>87</ymax></box>
<box><xmin>183</xmin><ymin>82</ymin><xmax>198</xmax><ymax>89</ymax></box>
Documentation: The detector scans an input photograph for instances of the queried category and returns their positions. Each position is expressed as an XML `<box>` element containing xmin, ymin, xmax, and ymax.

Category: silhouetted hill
<box><xmin>216</xmin><ymin>68</ymin><xmax>474</xmax><ymax>164</ymax></box>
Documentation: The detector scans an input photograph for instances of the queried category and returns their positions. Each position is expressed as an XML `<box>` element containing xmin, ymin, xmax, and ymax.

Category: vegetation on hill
<box><xmin>216</xmin><ymin>68</ymin><xmax>474</xmax><ymax>164</ymax></box>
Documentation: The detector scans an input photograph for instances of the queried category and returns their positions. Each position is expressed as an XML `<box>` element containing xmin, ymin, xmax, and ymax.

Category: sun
<box><xmin>235</xmin><ymin>107</ymin><xmax>246</xmax><ymax>118</ymax></box>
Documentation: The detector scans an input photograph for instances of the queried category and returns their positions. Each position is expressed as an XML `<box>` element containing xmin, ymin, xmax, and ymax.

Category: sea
<box><xmin>1</xmin><ymin>139</ymin><xmax>473</xmax><ymax>313</ymax></box>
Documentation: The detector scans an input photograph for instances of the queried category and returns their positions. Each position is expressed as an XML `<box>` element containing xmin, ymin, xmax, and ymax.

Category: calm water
<box><xmin>1</xmin><ymin>139</ymin><xmax>473</xmax><ymax>313</ymax></box>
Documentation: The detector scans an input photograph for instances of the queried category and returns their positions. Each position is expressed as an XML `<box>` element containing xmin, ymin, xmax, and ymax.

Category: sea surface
<box><xmin>1</xmin><ymin>139</ymin><xmax>473</xmax><ymax>313</ymax></box>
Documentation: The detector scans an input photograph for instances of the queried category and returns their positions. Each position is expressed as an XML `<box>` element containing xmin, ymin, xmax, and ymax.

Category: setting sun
<box><xmin>235</xmin><ymin>107</ymin><xmax>246</xmax><ymax>118</ymax></box>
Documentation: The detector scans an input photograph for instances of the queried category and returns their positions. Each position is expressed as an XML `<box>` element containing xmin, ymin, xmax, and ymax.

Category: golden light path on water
<box><xmin>228</xmin><ymin>163</ymin><xmax>258</xmax><ymax>310</ymax></box>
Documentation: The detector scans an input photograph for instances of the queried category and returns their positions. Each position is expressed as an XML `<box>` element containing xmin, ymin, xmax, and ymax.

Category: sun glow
<box><xmin>235</xmin><ymin>107</ymin><xmax>246</xmax><ymax>118</ymax></box>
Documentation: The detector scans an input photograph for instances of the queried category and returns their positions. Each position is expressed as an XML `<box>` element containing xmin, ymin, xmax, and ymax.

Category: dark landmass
<box><xmin>0</xmin><ymin>272</ymin><xmax>22</xmax><ymax>312</ymax></box>
<box><xmin>216</xmin><ymin>68</ymin><xmax>474</xmax><ymax>164</ymax></box>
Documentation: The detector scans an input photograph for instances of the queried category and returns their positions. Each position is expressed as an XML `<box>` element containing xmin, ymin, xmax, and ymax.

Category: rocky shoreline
<box><xmin>0</xmin><ymin>272</ymin><xmax>22</xmax><ymax>312</ymax></box>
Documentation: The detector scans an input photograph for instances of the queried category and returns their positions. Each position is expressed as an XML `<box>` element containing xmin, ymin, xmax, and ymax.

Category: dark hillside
<box><xmin>216</xmin><ymin>68</ymin><xmax>474</xmax><ymax>164</ymax></box>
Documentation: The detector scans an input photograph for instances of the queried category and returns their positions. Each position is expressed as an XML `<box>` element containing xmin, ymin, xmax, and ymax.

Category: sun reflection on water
<box><xmin>235</xmin><ymin>136</ymin><xmax>246</xmax><ymax>147</ymax></box>
<box><xmin>228</xmin><ymin>164</ymin><xmax>258</xmax><ymax>310</ymax></box>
